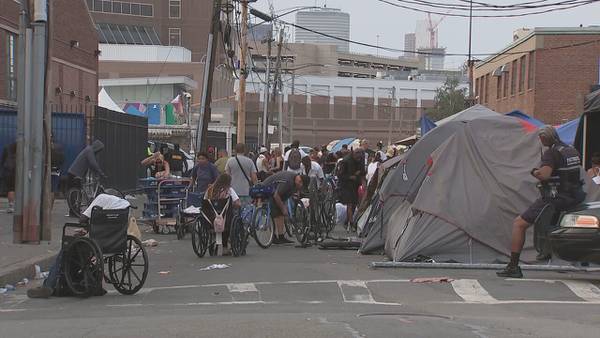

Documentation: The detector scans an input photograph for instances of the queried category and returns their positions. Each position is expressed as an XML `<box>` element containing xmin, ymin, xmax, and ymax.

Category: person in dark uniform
<box><xmin>497</xmin><ymin>126</ymin><xmax>586</xmax><ymax>278</ymax></box>
<box><xmin>337</xmin><ymin>149</ymin><xmax>367</xmax><ymax>230</ymax></box>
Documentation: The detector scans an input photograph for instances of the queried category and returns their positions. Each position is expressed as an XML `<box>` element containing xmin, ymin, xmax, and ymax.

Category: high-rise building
<box><xmin>418</xmin><ymin>47</ymin><xmax>446</xmax><ymax>71</ymax></box>
<box><xmin>415</xmin><ymin>19</ymin><xmax>430</xmax><ymax>50</ymax></box>
<box><xmin>295</xmin><ymin>7</ymin><xmax>350</xmax><ymax>52</ymax></box>
<box><xmin>404</xmin><ymin>33</ymin><xmax>416</xmax><ymax>57</ymax></box>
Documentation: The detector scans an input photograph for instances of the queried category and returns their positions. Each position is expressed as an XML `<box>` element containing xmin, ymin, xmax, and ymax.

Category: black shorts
<box><xmin>521</xmin><ymin>191</ymin><xmax>586</xmax><ymax>224</ymax></box>
<box><xmin>2</xmin><ymin>174</ymin><xmax>15</xmax><ymax>192</ymax></box>
<box><xmin>338</xmin><ymin>183</ymin><xmax>359</xmax><ymax>205</ymax></box>
<box><xmin>270</xmin><ymin>199</ymin><xmax>285</xmax><ymax>218</ymax></box>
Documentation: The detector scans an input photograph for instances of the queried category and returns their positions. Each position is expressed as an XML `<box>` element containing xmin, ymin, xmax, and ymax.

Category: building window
<box><xmin>528</xmin><ymin>51</ymin><xmax>535</xmax><ymax>89</ymax></box>
<box><xmin>519</xmin><ymin>56</ymin><xmax>526</xmax><ymax>93</ymax></box>
<box><xmin>88</xmin><ymin>1</ymin><xmax>153</xmax><ymax>17</ymax></box>
<box><xmin>484</xmin><ymin>74</ymin><xmax>489</xmax><ymax>103</ymax></box>
<box><xmin>169</xmin><ymin>0</ymin><xmax>181</xmax><ymax>19</ymax></box>
<box><xmin>6</xmin><ymin>33</ymin><xmax>17</xmax><ymax>101</ymax></box>
<box><xmin>97</xmin><ymin>23</ymin><xmax>161</xmax><ymax>45</ymax></box>
<box><xmin>169</xmin><ymin>28</ymin><xmax>181</xmax><ymax>46</ymax></box>
<box><xmin>496</xmin><ymin>76</ymin><xmax>501</xmax><ymax>99</ymax></box>
<box><xmin>510</xmin><ymin>60</ymin><xmax>517</xmax><ymax>95</ymax></box>
<box><xmin>503</xmin><ymin>72</ymin><xmax>509</xmax><ymax>98</ymax></box>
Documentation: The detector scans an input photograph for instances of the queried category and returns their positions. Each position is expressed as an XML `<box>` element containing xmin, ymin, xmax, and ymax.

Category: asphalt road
<box><xmin>2</xmin><ymin>227</ymin><xmax>600</xmax><ymax>338</ymax></box>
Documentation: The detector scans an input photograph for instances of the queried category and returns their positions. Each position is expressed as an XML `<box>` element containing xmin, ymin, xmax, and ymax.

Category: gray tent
<box><xmin>371</xmin><ymin>115</ymin><xmax>599</xmax><ymax>263</ymax></box>
<box><xmin>575</xmin><ymin>89</ymin><xmax>600</xmax><ymax>169</ymax></box>
<box><xmin>360</xmin><ymin>105</ymin><xmax>499</xmax><ymax>254</ymax></box>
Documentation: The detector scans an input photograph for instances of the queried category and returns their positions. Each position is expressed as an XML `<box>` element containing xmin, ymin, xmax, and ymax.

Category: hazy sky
<box><xmin>252</xmin><ymin>0</ymin><xmax>600</xmax><ymax>69</ymax></box>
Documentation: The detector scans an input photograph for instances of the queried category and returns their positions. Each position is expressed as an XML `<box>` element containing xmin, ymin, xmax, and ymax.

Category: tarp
<box><xmin>419</xmin><ymin>115</ymin><xmax>436</xmax><ymax>136</ymax></box>
<box><xmin>125</xmin><ymin>105</ymin><xmax>146</xmax><ymax>117</ymax></box>
<box><xmin>98</xmin><ymin>88</ymin><xmax>125</xmax><ymax>113</ymax></box>
<box><xmin>556</xmin><ymin>117</ymin><xmax>579</xmax><ymax>145</ymax></box>
<box><xmin>506</xmin><ymin>110</ymin><xmax>545</xmax><ymax>127</ymax></box>
<box><xmin>331</xmin><ymin>137</ymin><xmax>357</xmax><ymax>152</ymax></box>
<box><xmin>146</xmin><ymin>103</ymin><xmax>161</xmax><ymax>125</ymax></box>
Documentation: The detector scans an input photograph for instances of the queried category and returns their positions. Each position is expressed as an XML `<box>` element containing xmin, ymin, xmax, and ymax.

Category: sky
<box><xmin>252</xmin><ymin>0</ymin><xmax>600</xmax><ymax>69</ymax></box>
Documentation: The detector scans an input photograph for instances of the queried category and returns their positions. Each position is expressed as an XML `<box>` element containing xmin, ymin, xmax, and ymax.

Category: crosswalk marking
<box><xmin>560</xmin><ymin>280</ymin><xmax>600</xmax><ymax>303</ymax></box>
<box><xmin>451</xmin><ymin>279</ymin><xmax>497</xmax><ymax>304</ymax></box>
<box><xmin>337</xmin><ymin>280</ymin><xmax>376</xmax><ymax>303</ymax></box>
<box><xmin>227</xmin><ymin>283</ymin><xmax>258</xmax><ymax>293</ymax></box>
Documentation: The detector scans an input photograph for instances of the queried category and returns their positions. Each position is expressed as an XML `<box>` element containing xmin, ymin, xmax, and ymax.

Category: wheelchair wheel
<box><xmin>176</xmin><ymin>214</ymin><xmax>185</xmax><ymax>240</ymax></box>
<box><xmin>108</xmin><ymin>235</ymin><xmax>149</xmax><ymax>295</ymax></box>
<box><xmin>191</xmin><ymin>219</ymin><xmax>209</xmax><ymax>258</ymax></box>
<box><xmin>208</xmin><ymin>232</ymin><xmax>217</xmax><ymax>256</ymax></box>
<box><xmin>63</xmin><ymin>237</ymin><xmax>104</xmax><ymax>298</ymax></box>
<box><xmin>230</xmin><ymin>215</ymin><xmax>248</xmax><ymax>257</ymax></box>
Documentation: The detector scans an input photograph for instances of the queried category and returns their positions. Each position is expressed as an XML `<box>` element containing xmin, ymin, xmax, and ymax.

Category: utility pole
<box><xmin>14</xmin><ymin>0</ymin><xmax>48</xmax><ymax>243</ymax></box>
<box><xmin>289</xmin><ymin>73</ymin><xmax>295</xmax><ymax>144</ymax></box>
<box><xmin>261</xmin><ymin>30</ymin><xmax>272</xmax><ymax>147</ymax></box>
<box><xmin>387</xmin><ymin>86</ymin><xmax>396</xmax><ymax>146</ymax></box>
<box><xmin>272</xmin><ymin>28</ymin><xmax>284</xmax><ymax>148</ymax></box>
<box><xmin>196</xmin><ymin>0</ymin><xmax>222</xmax><ymax>151</ymax></box>
<box><xmin>237</xmin><ymin>0</ymin><xmax>249</xmax><ymax>144</ymax></box>
<box><xmin>467</xmin><ymin>0</ymin><xmax>474</xmax><ymax>106</ymax></box>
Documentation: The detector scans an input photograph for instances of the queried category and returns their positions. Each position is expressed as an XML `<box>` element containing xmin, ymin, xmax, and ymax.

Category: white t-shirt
<box><xmin>283</xmin><ymin>148</ymin><xmax>308</xmax><ymax>161</ymax></box>
<box><xmin>83</xmin><ymin>194</ymin><xmax>130</xmax><ymax>218</ymax></box>
<box><xmin>301</xmin><ymin>161</ymin><xmax>325</xmax><ymax>180</ymax></box>
<box><xmin>377</xmin><ymin>150</ymin><xmax>387</xmax><ymax>162</ymax></box>
<box><xmin>256</xmin><ymin>154</ymin><xmax>269</xmax><ymax>173</ymax></box>
<box><xmin>366</xmin><ymin>162</ymin><xmax>379</xmax><ymax>184</ymax></box>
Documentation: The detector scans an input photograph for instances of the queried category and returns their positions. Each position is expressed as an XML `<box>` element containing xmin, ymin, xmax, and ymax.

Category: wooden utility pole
<box><xmin>236</xmin><ymin>0</ymin><xmax>249</xmax><ymax>144</ymax></box>
<box><xmin>261</xmin><ymin>30</ymin><xmax>272</xmax><ymax>147</ymax></box>
<box><xmin>196</xmin><ymin>0</ymin><xmax>222</xmax><ymax>151</ymax></box>
<box><xmin>272</xmin><ymin>28</ymin><xmax>284</xmax><ymax>147</ymax></box>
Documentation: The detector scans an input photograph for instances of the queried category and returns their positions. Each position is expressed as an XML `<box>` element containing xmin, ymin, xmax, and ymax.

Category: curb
<box><xmin>0</xmin><ymin>251</ymin><xmax>58</xmax><ymax>286</ymax></box>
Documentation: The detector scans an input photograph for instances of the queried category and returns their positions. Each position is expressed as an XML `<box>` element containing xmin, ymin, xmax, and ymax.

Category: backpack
<box><xmin>288</xmin><ymin>148</ymin><xmax>302</xmax><ymax>170</ymax></box>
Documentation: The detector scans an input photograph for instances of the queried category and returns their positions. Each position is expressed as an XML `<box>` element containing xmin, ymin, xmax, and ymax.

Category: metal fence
<box><xmin>92</xmin><ymin>106</ymin><xmax>148</xmax><ymax>191</ymax></box>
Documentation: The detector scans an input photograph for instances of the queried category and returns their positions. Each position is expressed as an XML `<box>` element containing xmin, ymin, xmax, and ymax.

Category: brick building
<box><xmin>0</xmin><ymin>0</ymin><xmax>98</xmax><ymax>109</ymax></box>
<box><xmin>474</xmin><ymin>27</ymin><xmax>600</xmax><ymax>125</ymax></box>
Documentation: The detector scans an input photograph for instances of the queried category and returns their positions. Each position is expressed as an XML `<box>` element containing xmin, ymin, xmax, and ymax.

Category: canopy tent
<box><xmin>98</xmin><ymin>88</ymin><xmax>125</xmax><ymax>113</ymax></box>
<box><xmin>419</xmin><ymin>115</ymin><xmax>437</xmax><ymax>136</ymax></box>
<box><xmin>326</xmin><ymin>140</ymin><xmax>339</xmax><ymax>151</ymax></box>
<box><xmin>575</xmin><ymin>89</ymin><xmax>600</xmax><ymax>169</ymax></box>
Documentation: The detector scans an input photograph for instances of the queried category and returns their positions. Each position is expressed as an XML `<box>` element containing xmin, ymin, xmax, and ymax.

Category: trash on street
<box><xmin>410</xmin><ymin>277</ymin><xmax>454</xmax><ymax>284</ymax></box>
<box><xmin>199</xmin><ymin>264</ymin><xmax>231</xmax><ymax>271</ymax></box>
<box><xmin>143</xmin><ymin>239</ymin><xmax>159</xmax><ymax>247</ymax></box>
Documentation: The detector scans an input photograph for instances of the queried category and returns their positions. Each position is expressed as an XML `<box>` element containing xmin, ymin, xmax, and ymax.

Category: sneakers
<box><xmin>6</xmin><ymin>203</ymin><xmax>14</xmax><ymax>213</ymax></box>
<box><xmin>273</xmin><ymin>236</ymin><xmax>294</xmax><ymax>245</ymax></box>
<box><xmin>27</xmin><ymin>286</ymin><xmax>53</xmax><ymax>299</ymax></box>
<box><xmin>536</xmin><ymin>252</ymin><xmax>552</xmax><ymax>261</ymax></box>
<box><xmin>496</xmin><ymin>265</ymin><xmax>523</xmax><ymax>278</ymax></box>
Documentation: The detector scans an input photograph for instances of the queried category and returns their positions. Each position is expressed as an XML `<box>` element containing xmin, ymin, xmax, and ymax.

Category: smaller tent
<box><xmin>556</xmin><ymin>117</ymin><xmax>579</xmax><ymax>145</ymax></box>
<box><xmin>506</xmin><ymin>110</ymin><xmax>545</xmax><ymax>127</ymax></box>
<box><xmin>331</xmin><ymin>138</ymin><xmax>356</xmax><ymax>152</ymax></box>
<box><xmin>98</xmin><ymin>88</ymin><xmax>125</xmax><ymax>113</ymax></box>
<box><xmin>419</xmin><ymin>115</ymin><xmax>436</xmax><ymax>135</ymax></box>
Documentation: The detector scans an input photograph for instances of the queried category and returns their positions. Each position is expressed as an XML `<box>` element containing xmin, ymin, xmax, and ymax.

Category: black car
<box><xmin>548</xmin><ymin>202</ymin><xmax>600</xmax><ymax>263</ymax></box>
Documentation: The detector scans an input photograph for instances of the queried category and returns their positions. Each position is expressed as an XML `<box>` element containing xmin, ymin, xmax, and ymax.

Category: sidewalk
<box><xmin>0</xmin><ymin>198</ymin><xmax>70</xmax><ymax>285</ymax></box>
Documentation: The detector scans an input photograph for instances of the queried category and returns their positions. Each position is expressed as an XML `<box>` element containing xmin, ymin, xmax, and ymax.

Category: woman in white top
<box><xmin>366</xmin><ymin>152</ymin><xmax>382</xmax><ymax>185</ymax></box>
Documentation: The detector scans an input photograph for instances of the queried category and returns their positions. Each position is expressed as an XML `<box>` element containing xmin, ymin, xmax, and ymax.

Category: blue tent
<box><xmin>506</xmin><ymin>110</ymin><xmax>545</xmax><ymax>127</ymax></box>
<box><xmin>125</xmin><ymin>105</ymin><xmax>146</xmax><ymax>118</ymax></box>
<box><xmin>419</xmin><ymin>115</ymin><xmax>437</xmax><ymax>136</ymax></box>
<box><xmin>331</xmin><ymin>137</ymin><xmax>356</xmax><ymax>153</ymax></box>
<box><xmin>556</xmin><ymin>117</ymin><xmax>579</xmax><ymax>145</ymax></box>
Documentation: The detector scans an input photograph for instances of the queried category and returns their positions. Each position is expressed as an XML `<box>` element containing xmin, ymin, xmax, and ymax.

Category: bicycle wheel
<box><xmin>66</xmin><ymin>188</ymin><xmax>86</xmax><ymax>218</ymax></box>
<box><xmin>191</xmin><ymin>219</ymin><xmax>209</xmax><ymax>257</ymax></box>
<box><xmin>292</xmin><ymin>200</ymin><xmax>310</xmax><ymax>245</ymax></box>
<box><xmin>322</xmin><ymin>195</ymin><xmax>336</xmax><ymax>234</ymax></box>
<box><xmin>252</xmin><ymin>205</ymin><xmax>274</xmax><ymax>249</ymax></box>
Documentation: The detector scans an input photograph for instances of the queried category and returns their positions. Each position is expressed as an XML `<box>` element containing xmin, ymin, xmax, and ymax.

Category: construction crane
<box><xmin>427</xmin><ymin>13</ymin><xmax>446</xmax><ymax>48</ymax></box>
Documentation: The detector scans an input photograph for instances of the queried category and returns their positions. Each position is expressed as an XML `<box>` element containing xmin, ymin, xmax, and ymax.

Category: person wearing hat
<box><xmin>256</xmin><ymin>146</ymin><xmax>271</xmax><ymax>181</ymax></box>
<box><xmin>497</xmin><ymin>126</ymin><xmax>586</xmax><ymax>278</ymax></box>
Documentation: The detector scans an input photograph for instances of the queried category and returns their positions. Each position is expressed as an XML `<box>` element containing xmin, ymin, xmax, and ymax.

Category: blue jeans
<box><xmin>43</xmin><ymin>250</ymin><xmax>63</xmax><ymax>290</ymax></box>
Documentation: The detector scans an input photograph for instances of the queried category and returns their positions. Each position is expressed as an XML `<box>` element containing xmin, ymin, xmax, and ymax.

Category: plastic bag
<box><xmin>127</xmin><ymin>216</ymin><xmax>142</xmax><ymax>240</ymax></box>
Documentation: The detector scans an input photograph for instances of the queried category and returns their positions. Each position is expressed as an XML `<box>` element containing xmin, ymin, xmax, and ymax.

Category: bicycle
<box><xmin>66</xmin><ymin>172</ymin><xmax>123</xmax><ymax>218</ymax></box>
<box><xmin>285</xmin><ymin>194</ymin><xmax>310</xmax><ymax>246</ymax></box>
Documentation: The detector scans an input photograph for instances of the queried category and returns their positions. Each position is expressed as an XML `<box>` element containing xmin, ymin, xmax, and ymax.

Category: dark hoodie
<box><xmin>68</xmin><ymin>140</ymin><xmax>105</xmax><ymax>177</ymax></box>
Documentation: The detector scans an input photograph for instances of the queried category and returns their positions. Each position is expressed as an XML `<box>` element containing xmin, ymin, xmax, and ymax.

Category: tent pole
<box><xmin>369</xmin><ymin>261</ymin><xmax>598</xmax><ymax>272</ymax></box>
<box><xmin>582</xmin><ymin>115</ymin><xmax>588</xmax><ymax>168</ymax></box>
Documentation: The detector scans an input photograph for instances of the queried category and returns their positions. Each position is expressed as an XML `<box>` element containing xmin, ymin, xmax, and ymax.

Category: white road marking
<box><xmin>451</xmin><ymin>279</ymin><xmax>497</xmax><ymax>304</ymax></box>
<box><xmin>227</xmin><ymin>283</ymin><xmax>258</xmax><ymax>293</ymax></box>
<box><xmin>560</xmin><ymin>280</ymin><xmax>600</xmax><ymax>303</ymax></box>
<box><xmin>338</xmin><ymin>280</ymin><xmax>376</xmax><ymax>303</ymax></box>
<box><xmin>0</xmin><ymin>308</ymin><xmax>27</xmax><ymax>312</ymax></box>
<box><xmin>106</xmin><ymin>301</ymin><xmax>278</xmax><ymax>307</ymax></box>
<box><xmin>443</xmin><ymin>300</ymin><xmax>600</xmax><ymax>305</ymax></box>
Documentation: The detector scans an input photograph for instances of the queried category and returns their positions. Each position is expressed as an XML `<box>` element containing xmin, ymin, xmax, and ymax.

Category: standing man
<box><xmin>225</xmin><ymin>143</ymin><xmax>257</xmax><ymax>205</ymax></box>
<box><xmin>337</xmin><ymin>149</ymin><xmax>367</xmax><ymax>231</ymax></box>
<box><xmin>214</xmin><ymin>150</ymin><xmax>229</xmax><ymax>174</ymax></box>
<box><xmin>1</xmin><ymin>142</ymin><xmax>17</xmax><ymax>213</ymax></box>
<box><xmin>360</xmin><ymin>139</ymin><xmax>375</xmax><ymax>168</ymax></box>
<box><xmin>190</xmin><ymin>152</ymin><xmax>218</xmax><ymax>193</ymax></box>
<box><xmin>497</xmin><ymin>126</ymin><xmax>586</xmax><ymax>278</ymax></box>
<box><xmin>376</xmin><ymin>141</ymin><xmax>387</xmax><ymax>162</ymax></box>
<box><xmin>261</xmin><ymin>171</ymin><xmax>310</xmax><ymax>244</ymax></box>
<box><xmin>284</xmin><ymin>140</ymin><xmax>307</xmax><ymax>173</ymax></box>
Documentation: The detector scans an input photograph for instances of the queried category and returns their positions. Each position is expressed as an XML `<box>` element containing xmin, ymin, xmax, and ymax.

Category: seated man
<box><xmin>27</xmin><ymin>194</ymin><xmax>130</xmax><ymax>298</ymax></box>
<box><xmin>141</xmin><ymin>152</ymin><xmax>170</xmax><ymax>179</ymax></box>
<box><xmin>260</xmin><ymin>171</ymin><xmax>309</xmax><ymax>245</ymax></box>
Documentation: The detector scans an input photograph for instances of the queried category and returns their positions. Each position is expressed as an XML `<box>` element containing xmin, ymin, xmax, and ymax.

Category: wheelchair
<box><xmin>60</xmin><ymin>206</ymin><xmax>149</xmax><ymax>297</ymax></box>
<box><xmin>191</xmin><ymin>197</ymin><xmax>248</xmax><ymax>258</ymax></box>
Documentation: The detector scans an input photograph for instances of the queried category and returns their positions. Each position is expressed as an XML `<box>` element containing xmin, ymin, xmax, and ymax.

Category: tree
<box><xmin>427</xmin><ymin>77</ymin><xmax>467</xmax><ymax>122</ymax></box>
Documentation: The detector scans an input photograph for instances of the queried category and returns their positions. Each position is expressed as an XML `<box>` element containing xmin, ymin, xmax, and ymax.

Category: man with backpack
<box><xmin>225</xmin><ymin>143</ymin><xmax>257</xmax><ymax>205</ymax></box>
<box><xmin>284</xmin><ymin>140</ymin><xmax>307</xmax><ymax>174</ymax></box>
